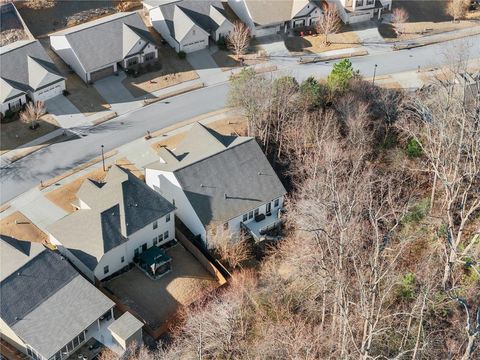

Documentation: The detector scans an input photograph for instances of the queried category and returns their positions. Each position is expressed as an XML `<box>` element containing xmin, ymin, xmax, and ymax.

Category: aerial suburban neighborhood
<box><xmin>0</xmin><ymin>0</ymin><xmax>479</xmax><ymax>359</ymax></box>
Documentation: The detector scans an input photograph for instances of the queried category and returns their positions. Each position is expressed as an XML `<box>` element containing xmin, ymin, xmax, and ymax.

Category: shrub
<box><xmin>178</xmin><ymin>51</ymin><xmax>186</xmax><ymax>59</ymax></box>
<box><xmin>217</xmin><ymin>36</ymin><xmax>228</xmax><ymax>51</ymax></box>
<box><xmin>397</xmin><ymin>272</ymin><xmax>416</xmax><ymax>300</ymax></box>
<box><xmin>4</xmin><ymin>109</ymin><xmax>15</xmax><ymax>119</ymax></box>
<box><xmin>327</xmin><ymin>59</ymin><xmax>357</xmax><ymax>93</ymax></box>
<box><xmin>403</xmin><ymin>198</ymin><xmax>429</xmax><ymax>224</ymax></box>
<box><xmin>405</xmin><ymin>138</ymin><xmax>422</xmax><ymax>158</ymax></box>
<box><xmin>300</xmin><ymin>76</ymin><xmax>324</xmax><ymax>109</ymax></box>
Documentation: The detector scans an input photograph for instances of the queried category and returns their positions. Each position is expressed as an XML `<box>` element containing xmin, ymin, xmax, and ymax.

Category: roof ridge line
<box><xmin>53</xmin><ymin>12</ymin><xmax>135</xmax><ymax>36</ymax></box>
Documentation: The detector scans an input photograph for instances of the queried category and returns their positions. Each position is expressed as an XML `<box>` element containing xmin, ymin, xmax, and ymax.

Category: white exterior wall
<box><xmin>94</xmin><ymin>213</ymin><xmax>175</xmax><ymax>280</ymax></box>
<box><xmin>214</xmin><ymin>20</ymin><xmax>234</xmax><ymax>41</ymax></box>
<box><xmin>291</xmin><ymin>2</ymin><xmax>322</xmax><ymax>27</ymax></box>
<box><xmin>50</xmin><ymin>36</ymin><xmax>88</xmax><ymax>82</ymax></box>
<box><xmin>146</xmin><ymin>168</ymin><xmax>207</xmax><ymax>241</ymax></box>
<box><xmin>179</xmin><ymin>25</ymin><xmax>209</xmax><ymax>53</ymax></box>
<box><xmin>150</xmin><ymin>7</ymin><xmax>181</xmax><ymax>52</ymax></box>
<box><xmin>1</xmin><ymin>93</ymin><xmax>26</xmax><ymax>115</ymax></box>
<box><xmin>0</xmin><ymin>318</ymin><xmax>27</xmax><ymax>354</ymax></box>
<box><xmin>31</xmin><ymin>80</ymin><xmax>65</xmax><ymax>102</ymax></box>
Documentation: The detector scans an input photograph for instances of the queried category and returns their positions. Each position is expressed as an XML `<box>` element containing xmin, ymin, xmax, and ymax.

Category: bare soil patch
<box><xmin>103</xmin><ymin>244</ymin><xmax>220</xmax><ymax>330</ymax></box>
<box><xmin>285</xmin><ymin>26</ymin><xmax>360</xmax><ymax>54</ymax></box>
<box><xmin>0</xmin><ymin>211</ymin><xmax>48</xmax><ymax>244</ymax></box>
<box><xmin>0</xmin><ymin>114</ymin><xmax>60</xmax><ymax>154</ymax></box>
<box><xmin>211</xmin><ymin>51</ymin><xmax>266</xmax><ymax>71</ymax></box>
<box><xmin>151</xmin><ymin>133</ymin><xmax>187</xmax><ymax>153</ymax></box>
<box><xmin>45</xmin><ymin>168</ymin><xmax>107</xmax><ymax>212</ymax></box>
<box><xmin>115</xmin><ymin>158</ymin><xmax>143</xmax><ymax>180</ymax></box>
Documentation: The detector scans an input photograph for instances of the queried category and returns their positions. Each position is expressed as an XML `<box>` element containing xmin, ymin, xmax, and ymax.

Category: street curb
<box><xmin>143</xmin><ymin>82</ymin><xmax>205</xmax><ymax>106</ymax></box>
<box><xmin>298</xmin><ymin>50</ymin><xmax>369</xmax><ymax>64</ymax></box>
<box><xmin>393</xmin><ymin>29</ymin><xmax>480</xmax><ymax>51</ymax></box>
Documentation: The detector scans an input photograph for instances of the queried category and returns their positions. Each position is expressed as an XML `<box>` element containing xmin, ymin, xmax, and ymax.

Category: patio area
<box><xmin>242</xmin><ymin>208</ymin><xmax>283</xmax><ymax>241</ymax></box>
<box><xmin>103</xmin><ymin>243</ymin><xmax>221</xmax><ymax>333</ymax></box>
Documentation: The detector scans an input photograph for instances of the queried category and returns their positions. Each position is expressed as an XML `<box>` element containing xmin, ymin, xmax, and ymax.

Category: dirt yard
<box><xmin>0</xmin><ymin>211</ymin><xmax>48</xmax><ymax>243</ymax></box>
<box><xmin>211</xmin><ymin>51</ymin><xmax>266</xmax><ymax>71</ymax></box>
<box><xmin>285</xmin><ymin>26</ymin><xmax>361</xmax><ymax>54</ymax></box>
<box><xmin>380</xmin><ymin>0</ymin><xmax>480</xmax><ymax>42</ymax></box>
<box><xmin>103</xmin><ymin>244</ymin><xmax>220</xmax><ymax>330</ymax></box>
<box><xmin>45</xmin><ymin>167</ymin><xmax>107</xmax><ymax>212</ymax></box>
<box><xmin>151</xmin><ymin>116</ymin><xmax>248</xmax><ymax>153</ymax></box>
<box><xmin>115</xmin><ymin>158</ymin><xmax>143</xmax><ymax>180</ymax></box>
<box><xmin>0</xmin><ymin>114</ymin><xmax>60</xmax><ymax>154</ymax></box>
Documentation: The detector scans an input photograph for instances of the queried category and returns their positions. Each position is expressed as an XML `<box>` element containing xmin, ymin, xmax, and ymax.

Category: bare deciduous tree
<box><xmin>208</xmin><ymin>227</ymin><xmax>251</xmax><ymax>270</ymax></box>
<box><xmin>392</xmin><ymin>7</ymin><xmax>409</xmax><ymax>37</ymax></box>
<box><xmin>227</xmin><ymin>21</ymin><xmax>251</xmax><ymax>60</ymax></box>
<box><xmin>447</xmin><ymin>0</ymin><xmax>470</xmax><ymax>22</ymax></box>
<box><xmin>20</xmin><ymin>101</ymin><xmax>46</xmax><ymax>130</ymax></box>
<box><xmin>316</xmin><ymin>3</ymin><xmax>341</xmax><ymax>46</ymax></box>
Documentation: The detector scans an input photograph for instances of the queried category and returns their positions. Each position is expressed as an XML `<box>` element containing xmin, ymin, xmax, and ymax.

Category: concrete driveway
<box><xmin>45</xmin><ymin>95</ymin><xmax>88</xmax><ymax>128</ymax></box>
<box><xmin>187</xmin><ymin>49</ymin><xmax>228</xmax><ymax>86</ymax></box>
<box><xmin>94</xmin><ymin>73</ymin><xmax>143</xmax><ymax>114</ymax></box>
<box><xmin>351</xmin><ymin>21</ymin><xmax>391</xmax><ymax>54</ymax></box>
<box><xmin>256</xmin><ymin>35</ymin><xmax>290</xmax><ymax>57</ymax></box>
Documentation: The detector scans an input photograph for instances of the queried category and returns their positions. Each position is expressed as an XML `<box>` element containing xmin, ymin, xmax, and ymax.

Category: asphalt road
<box><xmin>1</xmin><ymin>35</ymin><xmax>479</xmax><ymax>204</ymax></box>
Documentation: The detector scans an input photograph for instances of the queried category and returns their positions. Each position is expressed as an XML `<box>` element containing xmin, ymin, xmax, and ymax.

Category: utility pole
<box><xmin>101</xmin><ymin>145</ymin><xmax>105</xmax><ymax>172</ymax></box>
<box><xmin>372</xmin><ymin>64</ymin><xmax>378</xmax><ymax>85</ymax></box>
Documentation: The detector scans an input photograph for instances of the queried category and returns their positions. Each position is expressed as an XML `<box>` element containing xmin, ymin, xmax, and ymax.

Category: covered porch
<box><xmin>241</xmin><ymin>208</ymin><xmax>282</xmax><ymax>241</ymax></box>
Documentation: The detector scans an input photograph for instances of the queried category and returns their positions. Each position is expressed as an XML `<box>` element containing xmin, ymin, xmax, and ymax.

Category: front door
<box><xmin>266</xmin><ymin>202</ymin><xmax>272</xmax><ymax>214</ymax></box>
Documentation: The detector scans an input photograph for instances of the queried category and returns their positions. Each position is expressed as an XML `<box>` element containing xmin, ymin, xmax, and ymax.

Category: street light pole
<box><xmin>101</xmin><ymin>145</ymin><xmax>105</xmax><ymax>172</ymax></box>
<box><xmin>372</xmin><ymin>64</ymin><xmax>378</xmax><ymax>85</ymax></box>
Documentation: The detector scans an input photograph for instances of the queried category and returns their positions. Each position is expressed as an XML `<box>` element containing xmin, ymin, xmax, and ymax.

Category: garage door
<box><xmin>181</xmin><ymin>39</ymin><xmax>207</xmax><ymax>53</ymax></box>
<box><xmin>33</xmin><ymin>82</ymin><xmax>65</xmax><ymax>102</ymax></box>
<box><xmin>89</xmin><ymin>65</ymin><xmax>115</xmax><ymax>82</ymax></box>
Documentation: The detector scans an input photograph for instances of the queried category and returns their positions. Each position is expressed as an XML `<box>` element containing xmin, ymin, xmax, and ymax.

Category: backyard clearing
<box><xmin>0</xmin><ymin>114</ymin><xmax>60</xmax><ymax>155</ymax></box>
<box><xmin>151</xmin><ymin>116</ymin><xmax>247</xmax><ymax>152</ymax></box>
<box><xmin>45</xmin><ymin>167</ymin><xmax>107</xmax><ymax>212</ymax></box>
<box><xmin>285</xmin><ymin>26</ymin><xmax>361</xmax><ymax>54</ymax></box>
<box><xmin>0</xmin><ymin>211</ymin><xmax>48</xmax><ymax>243</ymax></box>
<box><xmin>103</xmin><ymin>243</ymin><xmax>220</xmax><ymax>331</ymax></box>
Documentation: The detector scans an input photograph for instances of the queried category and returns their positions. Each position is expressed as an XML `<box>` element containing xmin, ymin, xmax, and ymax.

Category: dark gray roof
<box><xmin>0</xmin><ymin>249</ymin><xmax>78</xmax><ymax>327</ymax></box>
<box><xmin>155</xmin><ymin>0</ymin><xmax>228</xmax><ymax>41</ymax></box>
<box><xmin>0</xmin><ymin>237</ymin><xmax>45</xmax><ymax>281</ymax></box>
<box><xmin>50</xmin><ymin>12</ymin><xmax>156</xmax><ymax>73</ymax></box>
<box><xmin>47</xmin><ymin>166</ymin><xmax>175</xmax><ymax>270</ymax></box>
<box><xmin>0</xmin><ymin>40</ymin><xmax>64</xmax><ymax>102</ymax></box>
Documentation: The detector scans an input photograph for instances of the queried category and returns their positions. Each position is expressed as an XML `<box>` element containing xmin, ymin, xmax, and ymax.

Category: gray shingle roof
<box><xmin>47</xmin><ymin>165</ymin><xmax>175</xmax><ymax>270</ymax></box>
<box><xmin>0</xmin><ymin>242</ymin><xmax>114</xmax><ymax>359</ymax></box>
<box><xmin>108</xmin><ymin>312</ymin><xmax>143</xmax><ymax>340</ymax></box>
<box><xmin>146</xmin><ymin>123</ymin><xmax>286</xmax><ymax>226</ymax></box>
<box><xmin>0</xmin><ymin>40</ymin><xmax>64</xmax><ymax>102</ymax></box>
<box><xmin>244</xmin><ymin>0</ymin><xmax>311</xmax><ymax>26</ymax></box>
<box><xmin>50</xmin><ymin>12</ymin><xmax>156</xmax><ymax>73</ymax></box>
<box><xmin>0</xmin><ymin>237</ymin><xmax>45</xmax><ymax>281</ymax></box>
<box><xmin>152</xmin><ymin>0</ymin><xmax>229</xmax><ymax>41</ymax></box>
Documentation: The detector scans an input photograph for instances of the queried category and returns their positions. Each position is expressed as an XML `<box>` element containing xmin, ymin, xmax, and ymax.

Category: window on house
<box><xmin>158</xmin><ymin>233</ymin><xmax>164</xmax><ymax>243</ymax></box>
<box><xmin>274</xmin><ymin>198</ymin><xmax>280</xmax><ymax>207</ymax></box>
<box><xmin>254</xmin><ymin>208</ymin><xmax>259</xmax><ymax>216</ymax></box>
<box><xmin>145</xmin><ymin>52</ymin><xmax>155</xmax><ymax>61</ymax></box>
<box><xmin>366</xmin><ymin>0</ymin><xmax>374</xmax><ymax>4</ymax></box>
<box><xmin>103</xmin><ymin>265</ymin><xmax>109</xmax><ymax>274</ymax></box>
<box><xmin>153</xmin><ymin>237</ymin><xmax>158</xmax><ymax>245</ymax></box>
<box><xmin>164</xmin><ymin>230</ymin><xmax>169</xmax><ymax>239</ymax></box>
<box><xmin>142</xmin><ymin>243</ymin><xmax>147</xmax><ymax>251</ymax></box>
<box><xmin>356</xmin><ymin>0</ymin><xmax>363</xmax><ymax>6</ymax></box>
<box><xmin>121</xmin><ymin>256</ymin><xmax>125</xmax><ymax>263</ymax></box>
<box><xmin>172</xmin><ymin>199</ymin><xmax>175</xmax><ymax>206</ymax></box>
<box><xmin>243</xmin><ymin>214</ymin><xmax>248</xmax><ymax>222</ymax></box>
<box><xmin>249</xmin><ymin>211</ymin><xmax>253</xmax><ymax>219</ymax></box>
<box><xmin>127</xmin><ymin>58</ymin><xmax>138</xmax><ymax>67</ymax></box>
<box><xmin>223</xmin><ymin>222</ymin><xmax>229</xmax><ymax>230</ymax></box>
<box><xmin>166</xmin><ymin>213</ymin><xmax>171</xmax><ymax>222</ymax></box>
<box><xmin>153</xmin><ymin>221</ymin><xmax>158</xmax><ymax>229</ymax></box>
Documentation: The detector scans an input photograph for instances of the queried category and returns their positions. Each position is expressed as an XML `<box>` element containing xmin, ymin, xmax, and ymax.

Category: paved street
<box><xmin>1</xmin><ymin>34</ymin><xmax>479</xmax><ymax>204</ymax></box>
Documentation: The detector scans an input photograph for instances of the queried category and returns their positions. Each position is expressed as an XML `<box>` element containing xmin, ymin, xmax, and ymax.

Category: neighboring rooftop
<box><xmin>108</xmin><ymin>312</ymin><xmax>143</xmax><ymax>341</ymax></box>
<box><xmin>244</xmin><ymin>0</ymin><xmax>312</xmax><ymax>25</ymax></box>
<box><xmin>0</xmin><ymin>40</ymin><xmax>63</xmax><ymax>102</ymax></box>
<box><xmin>147</xmin><ymin>0</ymin><xmax>230</xmax><ymax>42</ymax></box>
<box><xmin>47</xmin><ymin>165</ymin><xmax>175</xmax><ymax>270</ymax></box>
<box><xmin>0</xmin><ymin>237</ymin><xmax>45</xmax><ymax>281</ymax></box>
<box><xmin>146</xmin><ymin>123</ymin><xmax>286</xmax><ymax>225</ymax></box>
<box><xmin>50</xmin><ymin>12</ymin><xmax>156</xmax><ymax>73</ymax></box>
<box><xmin>0</xmin><ymin>240</ymin><xmax>114</xmax><ymax>359</ymax></box>
<box><xmin>0</xmin><ymin>2</ymin><xmax>32</xmax><ymax>46</ymax></box>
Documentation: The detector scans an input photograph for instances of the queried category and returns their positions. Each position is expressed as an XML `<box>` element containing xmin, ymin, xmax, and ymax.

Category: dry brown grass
<box><xmin>45</xmin><ymin>168</ymin><xmax>107</xmax><ymax>212</ymax></box>
<box><xmin>0</xmin><ymin>211</ymin><xmax>48</xmax><ymax>243</ymax></box>
<box><xmin>65</xmin><ymin>73</ymin><xmax>111</xmax><ymax>115</ymax></box>
<box><xmin>0</xmin><ymin>114</ymin><xmax>60</xmax><ymax>154</ymax></box>
<box><xmin>211</xmin><ymin>51</ymin><xmax>266</xmax><ymax>71</ymax></box>
<box><xmin>115</xmin><ymin>158</ymin><xmax>143</xmax><ymax>180</ymax></box>
<box><xmin>151</xmin><ymin>133</ymin><xmax>187</xmax><ymax>152</ymax></box>
<box><xmin>285</xmin><ymin>27</ymin><xmax>360</xmax><ymax>54</ymax></box>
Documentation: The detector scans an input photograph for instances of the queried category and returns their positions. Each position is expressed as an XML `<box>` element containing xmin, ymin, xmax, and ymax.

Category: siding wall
<box><xmin>50</xmin><ymin>36</ymin><xmax>88</xmax><ymax>82</ymax></box>
<box><xmin>150</xmin><ymin>7</ymin><xmax>180</xmax><ymax>52</ymax></box>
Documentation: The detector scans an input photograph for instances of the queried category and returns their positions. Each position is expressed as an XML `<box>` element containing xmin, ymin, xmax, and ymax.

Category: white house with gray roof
<box><xmin>50</xmin><ymin>12</ymin><xmax>158</xmax><ymax>83</ymax></box>
<box><xmin>331</xmin><ymin>0</ymin><xmax>391</xmax><ymax>24</ymax></box>
<box><xmin>0</xmin><ymin>237</ymin><xmax>116</xmax><ymax>360</ymax></box>
<box><xmin>145</xmin><ymin>0</ymin><xmax>233</xmax><ymax>53</ymax></box>
<box><xmin>227</xmin><ymin>0</ymin><xmax>321</xmax><ymax>37</ymax></box>
<box><xmin>145</xmin><ymin>123</ymin><xmax>287</xmax><ymax>245</ymax></box>
<box><xmin>47</xmin><ymin>165</ymin><xmax>176</xmax><ymax>282</ymax></box>
<box><xmin>0</xmin><ymin>40</ymin><xmax>65</xmax><ymax>115</ymax></box>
